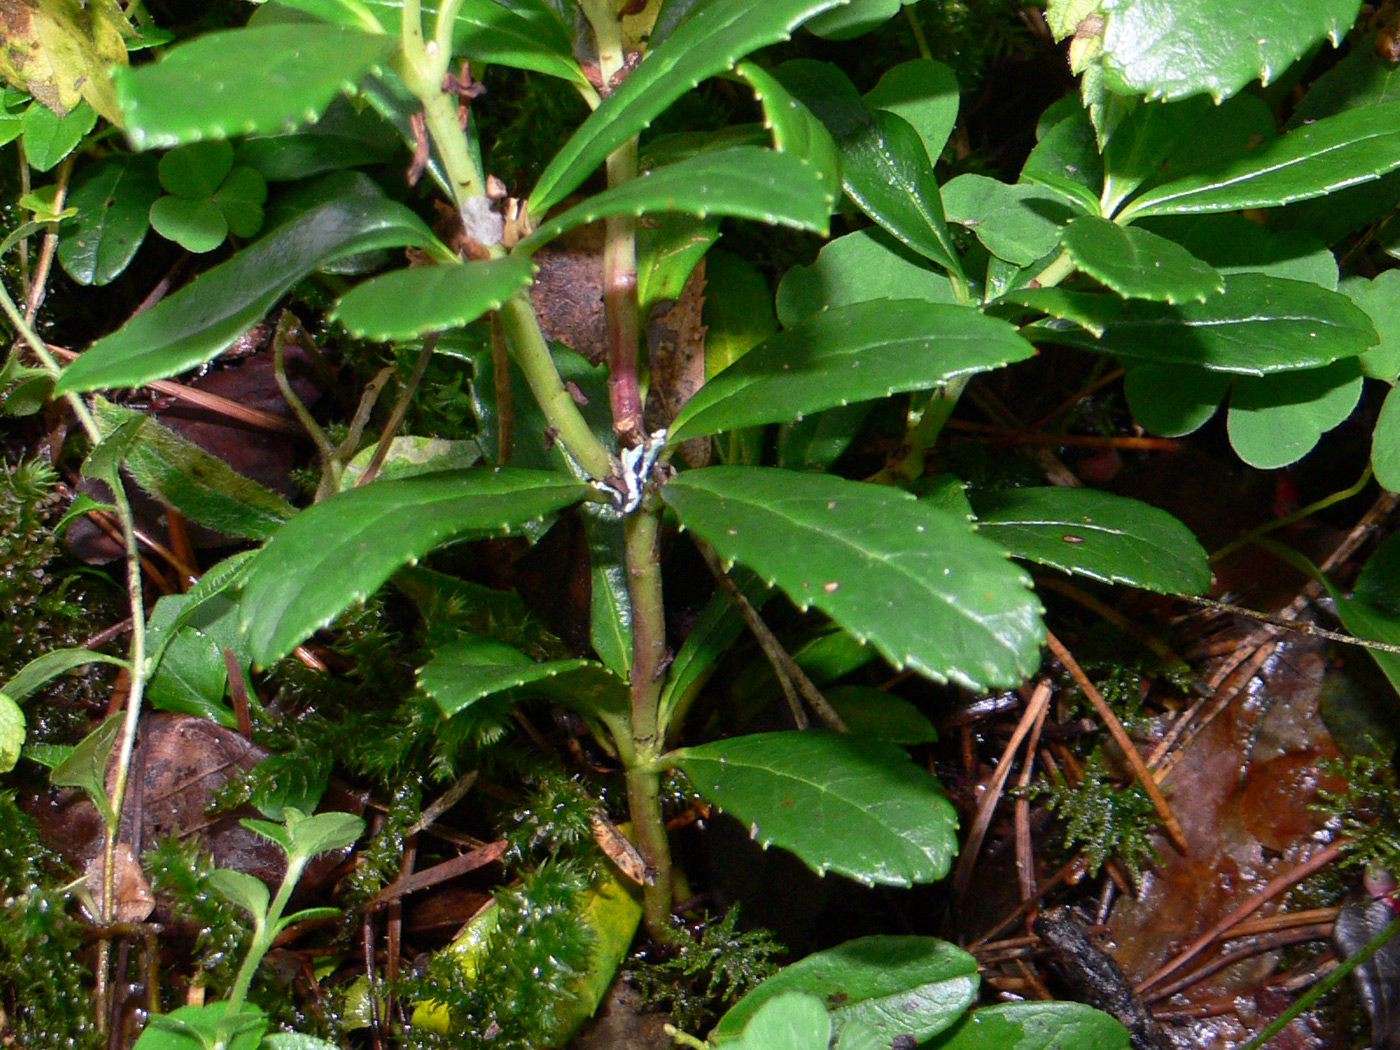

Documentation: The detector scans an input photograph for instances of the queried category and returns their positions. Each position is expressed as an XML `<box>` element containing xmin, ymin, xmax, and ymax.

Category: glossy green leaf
<box><xmin>58</xmin><ymin>154</ymin><xmax>161</xmax><ymax>286</ymax></box>
<box><xmin>923</xmin><ymin>1002</ymin><xmax>1130</xmax><ymax>1050</ymax></box>
<box><xmin>1122</xmin><ymin>365</ymin><xmax>1230</xmax><ymax>437</ymax></box>
<box><xmin>671</xmin><ymin>731</ymin><xmax>960</xmax><ymax>885</ymax></box>
<box><xmin>1020</xmin><ymin>108</ymin><xmax>1103</xmax><ymax>215</ymax></box>
<box><xmin>972</xmin><ymin>486</ymin><xmax>1209</xmax><ymax>594</ymax></box>
<box><xmin>22</xmin><ymin>100</ymin><xmax>96</xmax><ymax>172</ymax></box>
<box><xmin>942</xmin><ymin>175</ymin><xmax>1075</xmax><ymax>266</ymax></box>
<box><xmin>806</xmin><ymin>0</ymin><xmax>903</xmax><ymax>39</ymax></box>
<box><xmin>92</xmin><ymin>399</ymin><xmax>296</xmax><ymax>540</ymax></box>
<box><xmin>238</xmin><ymin>97</ymin><xmax>399</xmax><ymax>181</ymax></box>
<box><xmin>734</xmin><ymin>62</ymin><xmax>840</xmax><ymax>205</ymax></box>
<box><xmin>822</xmin><ymin>686</ymin><xmax>937</xmax><ymax>745</ymax></box>
<box><xmin>585</xmin><ymin>516</ymin><xmax>631</xmax><ymax>678</ymax></box>
<box><xmin>115</xmin><ymin>24</ymin><xmax>395</xmax><ymax>150</ymax></box>
<box><xmin>417</xmin><ymin>634</ymin><xmax>628</xmax><ymax>723</ymax></box>
<box><xmin>240</xmin><ymin>469</ymin><xmax>589</xmax><ymax>666</ymax></box>
<box><xmin>727</xmin><ymin>993</ymin><xmax>831</xmax><ymax>1050</ymax></box>
<box><xmin>1100</xmin><ymin>0</ymin><xmax>1359</xmax><ymax>103</ymax></box>
<box><xmin>670</xmin><ymin>299</ymin><xmax>1031</xmax><ymax>443</ymax></box>
<box><xmin>1062</xmin><ymin>214</ymin><xmax>1221</xmax><ymax>303</ymax></box>
<box><xmin>636</xmin><ymin>214</ymin><xmax>721</xmax><ymax>313</ymax></box>
<box><xmin>363</xmin><ymin>0</ymin><xmax>583</xmax><ymax>86</ymax></box>
<box><xmin>714</xmin><ymin>935</ymin><xmax>977</xmax><ymax>1045</ymax></box>
<box><xmin>1</xmin><ymin>648</ymin><xmax>129</xmax><ymax>705</ymax></box>
<box><xmin>56</xmin><ymin>185</ymin><xmax>442</xmax><ymax>394</ymax></box>
<box><xmin>1099</xmin><ymin>95</ymin><xmax>1213</xmax><ymax>215</ymax></box>
<box><xmin>134</xmin><ymin>1004</ymin><xmax>267</xmax><ymax>1050</ymax></box>
<box><xmin>529</xmin><ymin>0</ymin><xmax>851</xmax><ymax>214</ymax></box>
<box><xmin>0</xmin><ymin>693</ymin><xmax>22</xmax><ymax>773</ymax></box>
<box><xmin>776</xmin><ymin>228</ymin><xmax>956</xmax><ymax>326</ymax></box>
<box><xmin>777</xmin><ymin>403</ymin><xmax>874</xmax><ymax>473</ymax></box>
<box><xmin>1292</xmin><ymin>29</ymin><xmax>1400</xmax><ymax>127</ymax></box>
<box><xmin>1374</xmin><ymin>384</ymin><xmax>1400</xmax><ymax>492</ymax></box>
<box><xmin>775</xmin><ymin>60</ymin><xmax>962</xmax><ymax>277</ymax></box>
<box><xmin>1140</xmin><ymin>214</ymin><xmax>1337</xmax><ymax>288</ymax></box>
<box><xmin>144</xmin><ymin>592</ymin><xmax>245</xmax><ymax>725</ymax></box>
<box><xmin>662</xmin><ymin>467</ymin><xmax>1043</xmax><ymax>689</ymax></box>
<box><xmin>281</xmin><ymin>807</ymin><xmax>365</xmax><ymax>860</ymax></box>
<box><xmin>1342</xmin><ymin>271</ymin><xmax>1400</xmax><ymax>381</ymax></box>
<box><xmin>998</xmin><ymin>288</ymin><xmax>1116</xmax><ymax>336</ymax></box>
<box><xmin>522</xmin><ymin>147</ymin><xmax>834</xmax><ymax>252</ymax></box>
<box><xmin>864</xmin><ymin>59</ymin><xmax>959</xmax><ymax>166</ymax></box>
<box><xmin>1119</xmin><ymin>101</ymin><xmax>1400</xmax><ymax>222</ymax></box>
<box><xmin>1226</xmin><ymin>359</ymin><xmax>1365</xmax><ymax>469</ymax></box>
<box><xmin>1035</xmin><ymin>274</ymin><xmax>1377</xmax><ymax>375</ymax></box>
<box><xmin>334</xmin><ymin>257</ymin><xmax>534</xmax><ymax>341</ymax></box>
<box><xmin>149</xmin><ymin>195</ymin><xmax>228</xmax><ymax>253</ymax></box>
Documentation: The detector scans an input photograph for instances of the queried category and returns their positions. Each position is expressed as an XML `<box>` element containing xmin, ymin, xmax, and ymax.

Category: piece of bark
<box><xmin>1034</xmin><ymin>906</ymin><xmax>1182</xmax><ymax>1050</ymax></box>
<box><xmin>642</xmin><ymin>259</ymin><xmax>709</xmax><ymax>467</ymax></box>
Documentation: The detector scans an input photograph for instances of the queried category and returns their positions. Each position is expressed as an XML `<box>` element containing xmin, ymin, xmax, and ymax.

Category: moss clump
<box><xmin>1036</xmin><ymin>750</ymin><xmax>1161</xmax><ymax>881</ymax></box>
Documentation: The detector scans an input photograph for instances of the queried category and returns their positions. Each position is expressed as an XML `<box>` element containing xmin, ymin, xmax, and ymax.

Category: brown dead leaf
<box><xmin>83</xmin><ymin>842</ymin><xmax>154</xmax><ymax>924</ymax></box>
<box><xmin>0</xmin><ymin>0</ymin><xmax>132</xmax><ymax>123</ymax></box>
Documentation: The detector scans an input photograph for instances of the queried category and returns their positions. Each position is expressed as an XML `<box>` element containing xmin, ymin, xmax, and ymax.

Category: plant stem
<box><xmin>602</xmin><ymin>139</ymin><xmax>643</xmax><ymax>447</ymax></box>
<box><xmin>623</xmin><ymin>507</ymin><xmax>676</xmax><ymax>938</ymax></box>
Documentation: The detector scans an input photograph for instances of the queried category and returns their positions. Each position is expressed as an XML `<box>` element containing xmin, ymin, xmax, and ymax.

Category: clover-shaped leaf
<box><xmin>150</xmin><ymin>140</ymin><xmax>268</xmax><ymax>253</ymax></box>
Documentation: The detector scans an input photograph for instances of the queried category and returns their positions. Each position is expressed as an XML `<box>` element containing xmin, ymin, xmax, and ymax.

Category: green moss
<box><xmin>1315</xmin><ymin>754</ymin><xmax>1400</xmax><ymax>873</ymax></box>
<box><xmin>1035</xmin><ymin>750</ymin><xmax>1161</xmax><ymax>881</ymax></box>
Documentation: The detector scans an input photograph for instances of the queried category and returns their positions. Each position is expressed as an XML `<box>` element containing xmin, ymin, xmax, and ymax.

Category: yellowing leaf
<box><xmin>0</xmin><ymin>0</ymin><xmax>131</xmax><ymax>125</ymax></box>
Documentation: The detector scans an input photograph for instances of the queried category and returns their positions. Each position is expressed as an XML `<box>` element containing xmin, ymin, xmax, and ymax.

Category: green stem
<box><xmin>904</xmin><ymin>6</ymin><xmax>933</xmax><ymax>60</ymax></box>
<box><xmin>623</xmin><ymin>507</ymin><xmax>677</xmax><ymax>940</ymax></box>
<box><xmin>1211</xmin><ymin>465</ymin><xmax>1374</xmax><ymax>563</ymax></box>
<box><xmin>497</xmin><ymin>293</ymin><xmax>612</xmax><ymax>479</ymax></box>
<box><xmin>226</xmin><ymin>858</ymin><xmax>307</xmax><ymax>1014</ymax></box>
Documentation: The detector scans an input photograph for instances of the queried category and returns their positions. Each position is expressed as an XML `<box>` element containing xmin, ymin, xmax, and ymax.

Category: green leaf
<box><xmin>734</xmin><ymin>62</ymin><xmax>840</xmax><ymax>206</ymax></box>
<box><xmin>417</xmin><ymin>634</ymin><xmax>628</xmax><ymax>723</ymax></box>
<box><xmin>282</xmin><ymin>807</ymin><xmax>365</xmax><ymax>859</ymax></box>
<box><xmin>774</xmin><ymin>60</ymin><xmax>962</xmax><ymax>277</ymax></box>
<box><xmin>529</xmin><ymin>0</ymin><xmax>850</xmax><ymax>213</ymax></box>
<box><xmin>144</xmin><ymin>592</ymin><xmax>245</xmax><ymax>726</ymax></box>
<box><xmin>238</xmin><ymin>96</ymin><xmax>400</xmax><ymax>181</ymax></box>
<box><xmin>333</xmin><ymin>257</ymin><xmax>535</xmax><ymax>341</ymax></box>
<box><xmin>1119</xmin><ymin>101</ymin><xmax>1400</xmax><ymax>222</ymax></box>
<box><xmin>1333</xmin><ymin>532</ymin><xmax>1400</xmax><ymax>695</ymax></box>
<box><xmin>941</xmin><ymin>175</ymin><xmax>1075</xmax><ymax>266</ymax></box>
<box><xmin>149</xmin><ymin>195</ymin><xmax>229</xmax><ymax>253</ymax></box>
<box><xmin>1122</xmin><ymin>364</ymin><xmax>1229</xmax><ymax>437</ymax></box>
<box><xmin>1343</xmin><ymin>271</ymin><xmax>1400</xmax><ymax>381</ymax></box>
<box><xmin>776</xmin><ymin>228</ymin><xmax>956</xmax><ymax>326</ymax></box>
<box><xmin>1</xmin><ymin>648</ymin><xmax>129</xmax><ymax>704</ymax></box>
<box><xmin>114</xmin><ymin>23</ymin><xmax>396</xmax><ymax>150</ymax></box>
<box><xmin>340</xmin><ymin>435</ymin><xmax>483</xmax><ymax>488</ymax></box>
<box><xmin>1291</xmin><ymin>28</ymin><xmax>1400</xmax><ymax>126</ymax></box>
<box><xmin>636</xmin><ymin>214</ymin><xmax>721</xmax><ymax>313</ymax></box>
<box><xmin>1061</xmin><ymin>214</ymin><xmax>1221</xmax><ymax>303</ymax></box>
<box><xmin>1100</xmin><ymin>95</ymin><xmax>1213</xmax><ymax>215</ymax></box>
<box><xmin>0</xmin><ymin>693</ymin><xmax>25</xmax><ymax>773</ymax></box>
<box><xmin>51</xmin><ymin>714</ymin><xmax>123</xmax><ymax>827</ymax></box>
<box><xmin>777</xmin><ymin>403</ymin><xmax>874</xmax><ymax>473</ymax></box>
<box><xmin>1035</xmin><ymin>274</ymin><xmax>1377</xmax><ymax>375</ymax></box>
<box><xmin>1226</xmin><ymin>359</ymin><xmax>1365</xmax><ymax>469</ymax></box>
<box><xmin>521</xmin><ymin>147</ymin><xmax>835</xmax><ymax>252</ymax></box>
<box><xmin>822</xmin><ymin>685</ymin><xmax>937</xmax><ymax>745</ymax></box>
<box><xmin>1140</xmin><ymin>214</ymin><xmax>1337</xmax><ymax>288</ymax></box>
<box><xmin>806</xmin><ymin>0</ymin><xmax>900</xmax><ymax>39</ymax></box>
<box><xmin>21</xmin><ymin>100</ymin><xmax>96</xmax><ymax>172</ymax></box>
<box><xmin>662</xmin><ymin>467</ymin><xmax>1043</xmax><ymax>689</ymax></box>
<box><xmin>214</xmin><ymin>166</ymin><xmax>268</xmax><ymax>239</ymax></box>
<box><xmin>998</xmin><ymin>287</ymin><xmax>1115</xmax><ymax>336</ymax></box>
<box><xmin>58</xmin><ymin>153</ymin><xmax>162</xmax><ymax>286</ymax></box>
<box><xmin>972</xmin><ymin>486</ymin><xmax>1209</xmax><ymax>594</ymax></box>
<box><xmin>363</xmin><ymin>0</ymin><xmax>584</xmax><ymax>86</ymax></box>
<box><xmin>1020</xmin><ymin>107</ymin><xmax>1103</xmax><ymax>215</ymax></box>
<box><xmin>55</xmin><ymin>183</ymin><xmax>442</xmax><ymax>393</ymax></box>
<box><xmin>1374</xmin><ymin>384</ymin><xmax>1400</xmax><ymax>492</ymax></box>
<box><xmin>1099</xmin><ymin>0</ymin><xmax>1359</xmax><ymax>103</ymax></box>
<box><xmin>668</xmin><ymin>300</ymin><xmax>1033</xmax><ymax>443</ymax></box>
<box><xmin>91</xmin><ymin>399</ymin><xmax>297</xmax><ymax>540</ymax></box>
<box><xmin>864</xmin><ymin>58</ymin><xmax>960</xmax><ymax>166</ymax></box>
<box><xmin>585</xmin><ymin>516</ymin><xmax>631</xmax><ymax>678</ymax></box>
<box><xmin>714</xmin><ymin>935</ymin><xmax>977</xmax><ymax>1045</ymax></box>
<box><xmin>135</xmin><ymin>1004</ymin><xmax>267</xmax><ymax>1050</ymax></box>
<box><xmin>159</xmin><ymin>140</ymin><xmax>234</xmax><ymax>198</ymax></box>
<box><xmin>208</xmin><ymin>868</ymin><xmax>270</xmax><ymax>919</ymax></box>
<box><xmin>672</xmin><ymin>731</ymin><xmax>960</xmax><ymax>885</ymax></box>
<box><xmin>922</xmin><ymin>1002</ymin><xmax>1130</xmax><ymax>1050</ymax></box>
<box><xmin>727</xmin><ymin>993</ymin><xmax>831</xmax><ymax>1050</ymax></box>
<box><xmin>240</xmin><ymin>469</ymin><xmax>589</xmax><ymax>666</ymax></box>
